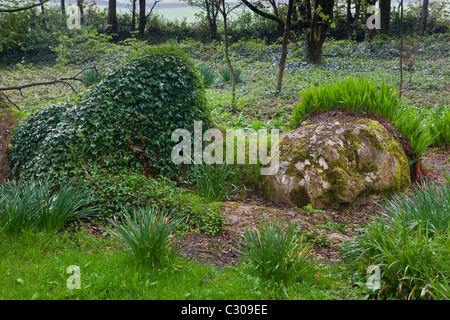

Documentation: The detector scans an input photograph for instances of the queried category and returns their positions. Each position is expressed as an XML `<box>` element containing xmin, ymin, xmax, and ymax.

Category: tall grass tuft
<box><xmin>108</xmin><ymin>206</ymin><xmax>184</xmax><ymax>266</ymax></box>
<box><xmin>220</xmin><ymin>66</ymin><xmax>244</xmax><ymax>84</ymax></box>
<box><xmin>79</xmin><ymin>68</ymin><xmax>102</xmax><ymax>86</ymax></box>
<box><xmin>0</xmin><ymin>179</ymin><xmax>98</xmax><ymax>235</ymax></box>
<box><xmin>428</xmin><ymin>104</ymin><xmax>450</xmax><ymax>147</ymax></box>
<box><xmin>237</xmin><ymin>217</ymin><xmax>314</xmax><ymax>284</ymax></box>
<box><xmin>198</xmin><ymin>65</ymin><xmax>216</xmax><ymax>87</ymax></box>
<box><xmin>289</xmin><ymin>76</ymin><xmax>435</xmax><ymax>160</ymax></box>
<box><xmin>190</xmin><ymin>162</ymin><xmax>241</xmax><ymax>202</ymax></box>
<box><xmin>343</xmin><ymin>181</ymin><xmax>450</xmax><ymax>299</ymax></box>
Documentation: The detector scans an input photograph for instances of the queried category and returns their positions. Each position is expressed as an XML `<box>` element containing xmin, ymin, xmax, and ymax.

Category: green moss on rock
<box><xmin>263</xmin><ymin>116</ymin><xmax>411</xmax><ymax>209</ymax></box>
<box><xmin>290</xmin><ymin>186</ymin><xmax>311</xmax><ymax>208</ymax></box>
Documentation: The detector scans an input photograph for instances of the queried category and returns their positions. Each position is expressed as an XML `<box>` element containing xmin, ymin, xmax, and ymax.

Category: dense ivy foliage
<box><xmin>11</xmin><ymin>45</ymin><xmax>211</xmax><ymax>179</ymax></box>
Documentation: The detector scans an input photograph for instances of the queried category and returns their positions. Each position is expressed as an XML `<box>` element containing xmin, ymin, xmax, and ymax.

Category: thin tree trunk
<box><xmin>131</xmin><ymin>0</ymin><xmax>136</xmax><ymax>31</ymax></box>
<box><xmin>77</xmin><ymin>0</ymin><xmax>84</xmax><ymax>25</ymax></box>
<box><xmin>419</xmin><ymin>0</ymin><xmax>429</xmax><ymax>36</ymax></box>
<box><xmin>276</xmin><ymin>0</ymin><xmax>294</xmax><ymax>92</ymax></box>
<box><xmin>61</xmin><ymin>0</ymin><xmax>65</xmax><ymax>14</ymax></box>
<box><xmin>399</xmin><ymin>0</ymin><xmax>404</xmax><ymax>98</ymax></box>
<box><xmin>222</xmin><ymin>6</ymin><xmax>236</xmax><ymax>110</ymax></box>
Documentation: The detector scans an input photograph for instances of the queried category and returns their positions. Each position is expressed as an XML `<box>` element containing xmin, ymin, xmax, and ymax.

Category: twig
<box><xmin>0</xmin><ymin>0</ymin><xmax>50</xmax><ymax>13</ymax></box>
<box><xmin>0</xmin><ymin>92</ymin><xmax>21</xmax><ymax>111</ymax></box>
<box><xmin>0</xmin><ymin>66</ymin><xmax>97</xmax><ymax>110</ymax></box>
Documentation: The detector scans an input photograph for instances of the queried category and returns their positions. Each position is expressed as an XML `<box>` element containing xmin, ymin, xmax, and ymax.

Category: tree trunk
<box><xmin>61</xmin><ymin>0</ymin><xmax>65</xmax><ymax>14</ymax></box>
<box><xmin>107</xmin><ymin>0</ymin><xmax>118</xmax><ymax>34</ymax></box>
<box><xmin>223</xmin><ymin>7</ymin><xmax>236</xmax><ymax>110</ymax></box>
<box><xmin>346</xmin><ymin>0</ymin><xmax>353</xmax><ymax>23</ymax></box>
<box><xmin>77</xmin><ymin>0</ymin><xmax>84</xmax><ymax>25</ymax></box>
<box><xmin>139</xmin><ymin>0</ymin><xmax>146</xmax><ymax>38</ymax></box>
<box><xmin>379</xmin><ymin>0</ymin><xmax>391</xmax><ymax>35</ymax></box>
<box><xmin>304</xmin><ymin>0</ymin><xmax>332</xmax><ymax>64</ymax></box>
<box><xmin>205</xmin><ymin>0</ymin><xmax>218</xmax><ymax>40</ymax></box>
<box><xmin>131</xmin><ymin>0</ymin><xmax>137</xmax><ymax>31</ymax></box>
<box><xmin>276</xmin><ymin>0</ymin><xmax>294</xmax><ymax>92</ymax></box>
<box><xmin>419</xmin><ymin>0</ymin><xmax>429</xmax><ymax>36</ymax></box>
<box><xmin>305</xmin><ymin>35</ymin><xmax>326</xmax><ymax>63</ymax></box>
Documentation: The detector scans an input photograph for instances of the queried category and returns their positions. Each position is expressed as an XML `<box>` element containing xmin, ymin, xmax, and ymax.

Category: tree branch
<box><xmin>0</xmin><ymin>0</ymin><xmax>50</xmax><ymax>13</ymax></box>
<box><xmin>240</xmin><ymin>0</ymin><xmax>284</xmax><ymax>26</ymax></box>
<box><xmin>145</xmin><ymin>0</ymin><xmax>162</xmax><ymax>20</ymax></box>
<box><xmin>0</xmin><ymin>67</ymin><xmax>98</xmax><ymax>110</ymax></box>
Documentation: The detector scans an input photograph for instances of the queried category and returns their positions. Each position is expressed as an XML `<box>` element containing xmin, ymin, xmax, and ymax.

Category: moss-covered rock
<box><xmin>263</xmin><ymin>116</ymin><xmax>410</xmax><ymax>209</ymax></box>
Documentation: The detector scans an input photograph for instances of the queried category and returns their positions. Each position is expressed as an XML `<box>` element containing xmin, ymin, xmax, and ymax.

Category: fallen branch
<box><xmin>0</xmin><ymin>66</ymin><xmax>98</xmax><ymax>111</ymax></box>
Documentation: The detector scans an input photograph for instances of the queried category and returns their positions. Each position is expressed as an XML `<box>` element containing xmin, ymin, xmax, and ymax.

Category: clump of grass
<box><xmin>220</xmin><ymin>66</ymin><xmax>244</xmax><ymax>84</ymax></box>
<box><xmin>428</xmin><ymin>104</ymin><xmax>450</xmax><ymax>147</ymax></box>
<box><xmin>343</xmin><ymin>180</ymin><xmax>450</xmax><ymax>300</ymax></box>
<box><xmin>198</xmin><ymin>65</ymin><xmax>216</xmax><ymax>87</ymax></box>
<box><xmin>0</xmin><ymin>179</ymin><xmax>99</xmax><ymax>235</ymax></box>
<box><xmin>237</xmin><ymin>217</ymin><xmax>315</xmax><ymax>284</ymax></box>
<box><xmin>79</xmin><ymin>68</ymin><xmax>102</xmax><ymax>86</ymax></box>
<box><xmin>107</xmin><ymin>206</ymin><xmax>184</xmax><ymax>266</ymax></box>
<box><xmin>189</xmin><ymin>162</ymin><xmax>241</xmax><ymax>202</ymax></box>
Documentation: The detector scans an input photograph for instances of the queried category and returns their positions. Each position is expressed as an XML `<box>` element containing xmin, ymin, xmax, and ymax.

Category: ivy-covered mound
<box><xmin>11</xmin><ymin>45</ymin><xmax>211</xmax><ymax>179</ymax></box>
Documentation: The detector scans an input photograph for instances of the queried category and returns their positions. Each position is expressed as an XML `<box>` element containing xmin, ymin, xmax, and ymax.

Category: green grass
<box><xmin>238</xmin><ymin>216</ymin><xmax>316</xmax><ymax>284</ymax></box>
<box><xmin>0</xmin><ymin>179</ymin><xmax>99</xmax><ymax>235</ymax></box>
<box><xmin>107</xmin><ymin>206</ymin><xmax>185</xmax><ymax>266</ymax></box>
<box><xmin>0</xmin><ymin>228</ymin><xmax>360</xmax><ymax>300</ymax></box>
<box><xmin>343</xmin><ymin>181</ymin><xmax>450</xmax><ymax>300</ymax></box>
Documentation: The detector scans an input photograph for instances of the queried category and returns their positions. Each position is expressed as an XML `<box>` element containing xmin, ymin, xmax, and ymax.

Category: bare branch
<box><xmin>0</xmin><ymin>67</ymin><xmax>98</xmax><ymax>110</ymax></box>
<box><xmin>0</xmin><ymin>0</ymin><xmax>50</xmax><ymax>13</ymax></box>
<box><xmin>145</xmin><ymin>0</ymin><xmax>162</xmax><ymax>20</ymax></box>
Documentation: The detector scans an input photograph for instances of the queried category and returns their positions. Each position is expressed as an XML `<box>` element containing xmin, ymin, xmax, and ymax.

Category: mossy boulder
<box><xmin>263</xmin><ymin>116</ymin><xmax>410</xmax><ymax>209</ymax></box>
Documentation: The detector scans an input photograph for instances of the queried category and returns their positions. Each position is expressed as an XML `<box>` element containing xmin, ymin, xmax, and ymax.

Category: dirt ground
<box><xmin>0</xmin><ymin>109</ymin><xmax>17</xmax><ymax>184</ymax></box>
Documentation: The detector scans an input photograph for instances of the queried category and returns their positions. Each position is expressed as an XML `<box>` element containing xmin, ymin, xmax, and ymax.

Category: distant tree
<box><xmin>379</xmin><ymin>0</ymin><xmax>390</xmax><ymax>34</ymax></box>
<box><xmin>139</xmin><ymin>0</ymin><xmax>161</xmax><ymax>38</ymax></box>
<box><xmin>276</xmin><ymin>0</ymin><xmax>294</xmax><ymax>92</ymax></box>
<box><xmin>241</xmin><ymin>0</ymin><xmax>334</xmax><ymax>63</ymax></box>
<box><xmin>419</xmin><ymin>0</ymin><xmax>429</xmax><ymax>36</ymax></box>
<box><xmin>213</xmin><ymin>0</ymin><xmax>241</xmax><ymax>109</ymax></box>
<box><xmin>183</xmin><ymin>0</ymin><xmax>220</xmax><ymax>40</ymax></box>
<box><xmin>130</xmin><ymin>0</ymin><xmax>137</xmax><ymax>31</ymax></box>
<box><xmin>77</xmin><ymin>0</ymin><xmax>84</xmax><ymax>25</ymax></box>
<box><xmin>107</xmin><ymin>0</ymin><xmax>118</xmax><ymax>34</ymax></box>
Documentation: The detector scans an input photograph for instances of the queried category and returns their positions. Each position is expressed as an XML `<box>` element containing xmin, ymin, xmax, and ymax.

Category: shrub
<box><xmin>237</xmin><ymin>217</ymin><xmax>314</xmax><ymax>284</ymax></box>
<box><xmin>51</xmin><ymin>28</ymin><xmax>114</xmax><ymax>66</ymax></box>
<box><xmin>78</xmin><ymin>173</ymin><xmax>224</xmax><ymax>234</ymax></box>
<box><xmin>107</xmin><ymin>206</ymin><xmax>184</xmax><ymax>266</ymax></box>
<box><xmin>343</xmin><ymin>181</ymin><xmax>450</xmax><ymax>299</ymax></box>
<box><xmin>11</xmin><ymin>45</ymin><xmax>212</xmax><ymax>179</ymax></box>
<box><xmin>0</xmin><ymin>179</ymin><xmax>98</xmax><ymax>235</ymax></box>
